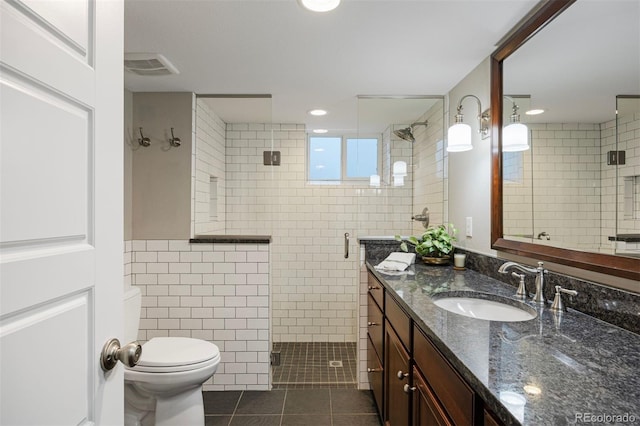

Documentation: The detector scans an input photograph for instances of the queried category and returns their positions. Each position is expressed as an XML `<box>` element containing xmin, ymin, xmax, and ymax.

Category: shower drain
<box><xmin>329</xmin><ymin>360</ymin><xmax>343</xmax><ymax>368</ymax></box>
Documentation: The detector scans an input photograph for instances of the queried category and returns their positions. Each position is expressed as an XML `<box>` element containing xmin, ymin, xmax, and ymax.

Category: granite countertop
<box><xmin>367</xmin><ymin>261</ymin><xmax>640</xmax><ymax>426</ymax></box>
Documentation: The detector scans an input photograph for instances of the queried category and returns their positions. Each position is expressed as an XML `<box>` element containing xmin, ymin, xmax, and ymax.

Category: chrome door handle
<box><xmin>344</xmin><ymin>232</ymin><xmax>350</xmax><ymax>259</ymax></box>
<box><xmin>100</xmin><ymin>338</ymin><xmax>142</xmax><ymax>371</ymax></box>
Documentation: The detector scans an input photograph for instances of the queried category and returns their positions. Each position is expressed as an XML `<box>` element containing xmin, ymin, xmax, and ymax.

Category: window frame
<box><xmin>307</xmin><ymin>133</ymin><xmax>381</xmax><ymax>184</ymax></box>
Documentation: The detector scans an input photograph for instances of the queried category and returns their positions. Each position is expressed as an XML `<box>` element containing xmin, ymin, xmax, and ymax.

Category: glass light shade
<box><xmin>299</xmin><ymin>0</ymin><xmax>340</xmax><ymax>12</ymax></box>
<box><xmin>503</xmin><ymin>123</ymin><xmax>529</xmax><ymax>152</ymax></box>
<box><xmin>392</xmin><ymin>161</ymin><xmax>407</xmax><ymax>177</ymax></box>
<box><xmin>393</xmin><ymin>175</ymin><xmax>405</xmax><ymax>187</ymax></box>
<box><xmin>447</xmin><ymin>123</ymin><xmax>472</xmax><ymax>152</ymax></box>
<box><xmin>369</xmin><ymin>174</ymin><xmax>381</xmax><ymax>187</ymax></box>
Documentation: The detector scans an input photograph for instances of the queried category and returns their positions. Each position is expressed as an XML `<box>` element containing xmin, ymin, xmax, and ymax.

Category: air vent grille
<box><xmin>124</xmin><ymin>53</ymin><xmax>179</xmax><ymax>76</ymax></box>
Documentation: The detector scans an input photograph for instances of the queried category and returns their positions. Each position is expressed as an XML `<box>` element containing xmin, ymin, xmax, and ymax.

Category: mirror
<box><xmin>490</xmin><ymin>0</ymin><xmax>639</xmax><ymax>280</ymax></box>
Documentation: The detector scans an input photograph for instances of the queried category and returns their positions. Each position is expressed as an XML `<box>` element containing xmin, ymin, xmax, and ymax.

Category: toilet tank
<box><xmin>124</xmin><ymin>286</ymin><xmax>142</xmax><ymax>343</ymax></box>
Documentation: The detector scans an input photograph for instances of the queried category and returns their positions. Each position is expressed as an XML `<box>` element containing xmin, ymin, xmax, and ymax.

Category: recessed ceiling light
<box><xmin>309</xmin><ymin>109</ymin><xmax>328</xmax><ymax>116</ymax></box>
<box><xmin>313</xmin><ymin>129</ymin><xmax>328</xmax><ymax>134</ymax></box>
<box><xmin>525</xmin><ymin>109</ymin><xmax>545</xmax><ymax>116</ymax></box>
<box><xmin>523</xmin><ymin>385</ymin><xmax>542</xmax><ymax>395</ymax></box>
<box><xmin>314</xmin><ymin>148</ymin><xmax>325</xmax><ymax>152</ymax></box>
<box><xmin>298</xmin><ymin>0</ymin><xmax>341</xmax><ymax>12</ymax></box>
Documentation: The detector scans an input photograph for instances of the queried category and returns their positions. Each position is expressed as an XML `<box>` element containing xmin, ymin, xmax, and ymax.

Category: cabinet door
<box><xmin>413</xmin><ymin>367</ymin><xmax>453</xmax><ymax>426</ymax></box>
<box><xmin>368</xmin><ymin>294</ymin><xmax>384</xmax><ymax>359</ymax></box>
<box><xmin>385</xmin><ymin>322</ymin><xmax>411</xmax><ymax>426</ymax></box>
<box><xmin>367</xmin><ymin>336</ymin><xmax>384</xmax><ymax>419</ymax></box>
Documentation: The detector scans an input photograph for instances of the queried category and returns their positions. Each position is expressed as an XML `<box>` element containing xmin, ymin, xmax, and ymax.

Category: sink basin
<box><xmin>432</xmin><ymin>292</ymin><xmax>537</xmax><ymax>322</ymax></box>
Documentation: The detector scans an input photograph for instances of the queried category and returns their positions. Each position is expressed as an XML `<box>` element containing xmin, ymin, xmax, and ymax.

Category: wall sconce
<box><xmin>446</xmin><ymin>95</ymin><xmax>490</xmax><ymax>152</ymax></box>
<box><xmin>138</xmin><ymin>127</ymin><xmax>150</xmax><ymax>147</ymax></box>
<box><xmin>503</xmin><ymin>99</ymin><xmax>529</xmax><ymax>152</ymax></box>
<box><xmin>369</xmin><ymin>174</ymin><xmax>381</xmax><ymax>187</ymax></box>
<box><xmin>393</xmin><ymin>161</ymin><xmax>407</xmax><ymax>187</ymax></box>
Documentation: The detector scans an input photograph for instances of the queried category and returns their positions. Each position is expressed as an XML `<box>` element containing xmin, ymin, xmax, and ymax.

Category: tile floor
<box><xmin>271</xmin><ymin>342</ymin><xmax>357</xmax><ymax>389</ymax></box>
<box><xmin>204</xmin><ymin>388</ymin><xmax>382</xmax><ymax>426</ymax></box>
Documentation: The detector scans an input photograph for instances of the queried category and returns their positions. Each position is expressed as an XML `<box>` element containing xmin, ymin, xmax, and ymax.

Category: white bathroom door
<box><xmin>0</xmin><ymin>1</ymin><xmax>124</xmax><ymax>425</ymax></box>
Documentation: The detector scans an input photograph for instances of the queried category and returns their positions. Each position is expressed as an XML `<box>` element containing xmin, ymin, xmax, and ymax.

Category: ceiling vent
<box><xmin>124</xmin><ymin>53</ymin><xmax>179</xmax><ymax>76</ymax></box>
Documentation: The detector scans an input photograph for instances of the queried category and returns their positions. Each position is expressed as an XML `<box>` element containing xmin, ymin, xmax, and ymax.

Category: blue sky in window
<box><xmin>346</xmin><ymin>138</ymin><xmax>377</xmax><ymax>178</ymax></box>
<box><xmin>309</xmin><ymin>137</ymin><xmax>341</xmax><ymax>180</ymax></box>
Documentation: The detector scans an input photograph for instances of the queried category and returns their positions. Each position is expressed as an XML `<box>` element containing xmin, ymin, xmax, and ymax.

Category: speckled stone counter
<box><xmin>367</xmin><ymin>261</ymin><xmax>640</xmax><ymax>426</ymax></box>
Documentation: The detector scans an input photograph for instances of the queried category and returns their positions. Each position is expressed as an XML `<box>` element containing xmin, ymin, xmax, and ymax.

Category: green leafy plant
<box><xmin>395</xmin><ymin>224</ymin><xmax>457</xmax><ymax>258</ymax></box>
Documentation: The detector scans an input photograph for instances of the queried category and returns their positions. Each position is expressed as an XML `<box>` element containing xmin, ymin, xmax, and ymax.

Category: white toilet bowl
<box><xmin>123</xmin><ymin>288</ymin><xmax>220</xmax><ymax>426</ymax></box>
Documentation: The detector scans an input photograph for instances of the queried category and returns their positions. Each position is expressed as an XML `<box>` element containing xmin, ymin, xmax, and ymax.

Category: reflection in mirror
<box><xmin>491</xmin><ymin>0</ymin><xmax>640</xmax><ymax>280</ymax></box>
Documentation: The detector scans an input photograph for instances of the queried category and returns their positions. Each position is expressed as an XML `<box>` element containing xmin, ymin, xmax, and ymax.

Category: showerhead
<box><xmin>393</xmin><ymin>121</ymin><xmax>428</xmax><ymax>143</ymax></box>
<box><xmin>393</xmin><ymin>127</ymin><xmax>415</xmax><ymax>142</ymax></box>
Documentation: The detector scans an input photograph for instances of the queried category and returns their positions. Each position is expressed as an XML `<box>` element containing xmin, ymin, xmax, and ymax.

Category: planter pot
<box><xmin>421</xmin><ymin>255</ymin><xmax>450</xmax><ymax>265</ymax></box>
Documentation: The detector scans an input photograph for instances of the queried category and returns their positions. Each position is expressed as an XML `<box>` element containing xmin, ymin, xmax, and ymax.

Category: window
<box><xmin>308</xmin><ymin>135</ymin><xmax>379</xmax><ymax>182</ymax></box>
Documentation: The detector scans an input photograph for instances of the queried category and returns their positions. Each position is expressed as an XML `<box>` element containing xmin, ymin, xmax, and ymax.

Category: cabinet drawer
<box><xmin>367</xmin><ymin>294</ymin><xmax>384</xmax><ymax>359</ymax></box>
<box><xmin>386</xmin><ymin>294</ymin><xmax>411</xmax><ymax>351</ymax></box>
<box><xmin>367</xmin><ymin>272</ymin><xmax>384</xmax><ymax>309</ymax></box>
<box><xmin>367</xmin><ymin>336</ymin><xmax>384</xmax><ymax>418</ymax></box>
<box><xmin>413</xmin><ymin>325</ymin><xmax>474</xmax><ymax>426</ymax></box>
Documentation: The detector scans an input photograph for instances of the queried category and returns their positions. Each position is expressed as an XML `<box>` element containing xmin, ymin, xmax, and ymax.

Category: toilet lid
<box><xmin>136</xmin><ymin>337</ymin><xmax>219</xmax><ymax>368</ymax></box>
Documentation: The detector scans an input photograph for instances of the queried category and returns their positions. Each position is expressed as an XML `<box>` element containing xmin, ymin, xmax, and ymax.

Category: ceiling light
<box><xmin>503</xmin><ymin>100</ymin><xmax>529</xmax><ymax>152</ymax></box>
<box><xmin>447</xmin><ymin>94</ymin><xmax>489</xmax><ymax>152</ymax></box>
<box><xmin>525</xmin><ymin>109</ymin><xmax>545</xmax><ymax>116</ymax></box>
<box><xmin>313</xmin><ymin>129</ymin><xmax>328</xmax><ymax>134</ymax></box>
<box><xmin>298</xmin><ymin>0</ymin><xmax>341</xmax><ymax>13</ymax></box>
<box><xmin>309</xmin><ymin>109</ymin><xmax>328</xmax><ymax>116</ymax></box>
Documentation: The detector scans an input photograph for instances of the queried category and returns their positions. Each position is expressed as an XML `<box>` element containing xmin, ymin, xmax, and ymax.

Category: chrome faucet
<box><xmin>498</xmin><ymin>261</ymin><xmax>548</xmax><ymax>305</ymax></box>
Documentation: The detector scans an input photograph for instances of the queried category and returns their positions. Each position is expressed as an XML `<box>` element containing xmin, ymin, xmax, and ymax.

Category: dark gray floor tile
<box><xmin>229</xmin><ymin>415</ymin><xmax>281</xmax><ymax>425</ymax></box>
<box><xmin>203</xmin><ymin>391</ymin><xmax>242</xmax><ymax>415</ymax></box>
<box><xmin>284</xmin><ymin>388</ymin><xmax>330</xmax><ymax>415</ymax></box>
<box><xmin>235</xmin><ymin>390</ymin><xmax>286</xmax><ymax>415</ymax></box>
<box><xmin>281</xmin><ymin>414</ymin><xmax>332</xmax><ymax>425</ymax></box>
<box><xmin>333</xmin><ymin>414</ymin><xmax>383</xmax><ymax>426</ymax></box>
<box><xmin>330</xmin><ymin>389</ymin><xmax>378</xmax><ymax>414</ymax></box>
<box><xmin>205</xmin><ymin>415</ymin><xmax>232</xmax><ymax>426</ymax></box>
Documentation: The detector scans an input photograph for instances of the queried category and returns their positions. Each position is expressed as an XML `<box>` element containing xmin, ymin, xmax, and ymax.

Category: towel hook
<box><xmin>138</xmin><ymin>127</ymin><xmax>151</xmax><ymax>147</ymax></box>
<box><xmin>169</xmin><ymin>127</ymin><xmax>181</xmax><ymax>147</ymax></box>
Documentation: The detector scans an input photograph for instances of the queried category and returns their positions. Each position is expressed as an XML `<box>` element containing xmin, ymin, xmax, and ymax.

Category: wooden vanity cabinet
<box><xmin>413</xmin><ymin>366</ymin><xmax>453</xmax><ymax>426</ymax></box>
<box><xmin>385</xmin><ymin>320</ymin><xmax>411</xmax><ymax>426</ymax></box>
<box><xmin>367</xmin><ymin>273</ymin><xmax>385</xmax><ymax>419</ymax></box>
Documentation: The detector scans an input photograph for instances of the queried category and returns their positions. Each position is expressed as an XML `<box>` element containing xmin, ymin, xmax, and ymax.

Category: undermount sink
<box><xmin>432</xmin><ymin>291</ymin><xmax>537</xmax><ymax>322</ymax></box>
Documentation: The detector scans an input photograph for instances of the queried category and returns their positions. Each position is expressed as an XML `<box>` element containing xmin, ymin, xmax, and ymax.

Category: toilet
<box><xmin>123</xmin><ymin>287</ymin><xmax>220</xmax><ymax>426</ymax></box>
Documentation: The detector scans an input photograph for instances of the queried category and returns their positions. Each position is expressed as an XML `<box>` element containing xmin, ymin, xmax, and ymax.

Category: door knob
<box><xmin>100</xmin><ymin>338</ymin><xmax>142</xmax><ymax>372</ymax></box>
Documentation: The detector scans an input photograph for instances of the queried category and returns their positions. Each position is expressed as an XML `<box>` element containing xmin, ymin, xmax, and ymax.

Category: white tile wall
<box><xmin>128</xmin><ymin>239</ymin><xmax>270</xmax><ymax>391</ymax></box>
<box><xmin>224</xmin><ymin>123</ymin><xmax>416</xmax><ymax>343</ymax></box>
<box><xmin>192</xmin><ymin>100</ymin><xmax>226</xmax><ymax>236</ymax></box>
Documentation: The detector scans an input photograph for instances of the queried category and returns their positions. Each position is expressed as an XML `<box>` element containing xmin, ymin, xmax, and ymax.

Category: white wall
<box><xmin>446</xmin><ymin>58</ymin><xmax>494</xmax><ymax>255</ymax></box>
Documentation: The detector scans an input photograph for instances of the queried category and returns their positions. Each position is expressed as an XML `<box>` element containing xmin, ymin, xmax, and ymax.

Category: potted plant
<box><xmin>395</xmin><ymin>224</ymin><xmax>457</xmax><ymax>265</ymax></box>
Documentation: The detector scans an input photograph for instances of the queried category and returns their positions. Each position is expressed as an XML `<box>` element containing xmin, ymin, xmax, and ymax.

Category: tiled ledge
<box><xmin>190</xmin><ymin>235</ymin><xmax>271</xmax><ymax>244</ymax></box>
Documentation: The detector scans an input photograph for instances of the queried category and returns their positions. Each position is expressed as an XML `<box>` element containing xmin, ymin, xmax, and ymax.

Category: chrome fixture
<box><xmin>498</xmin><ymin>261</ymin><xmax>548</xmax><ymax>305</ymax></box>
<box><xmin>503</xmin><ymin>96</ymin><xmax>529</xmax><ymax>152</ymax></box>
<box><xmin>550</xmin><ymin>285</ymin><xmax>578</xmax><ymax>313</ymax></box>
<box><xmin>537</xmin><ymin>231</ymin><xmax>550</xmax><ymax>240</ymax></box>
<box><xmin>138</xmin><ymin>127</ymin><xmax>151</xmax><ymax>147</ymax></box>
<box><xmin>393</xmin><ymin>121</ymin><xmax>428</xmax><ymax>143</ymax></box>
<box><xmin>169</xmin><ymin>127</ymin><xmax>181</xmax><ymax>147</ymax></box>
<box><xmin>344</xmin><ymin>232</ymin><xmax>349</xmax><ymax>259</ymax></box>
<box><xmin>511</xmin><ymin>272</ymin><xmax>528</xmax><ymax>300</ymax></box>
<box><xmin>100</xmin><ymin>338</ymin><xmax>142</xmax><ymax>371</ymax></box>
<box><xmin>411</xmin><ymin>207</ymin><xmax>429</xmax><ymax>229</ymax></box>
<box><xmin>447</xmin><ymin>95</ymin><xmax>489</xmax><ymax>152</ymax></box>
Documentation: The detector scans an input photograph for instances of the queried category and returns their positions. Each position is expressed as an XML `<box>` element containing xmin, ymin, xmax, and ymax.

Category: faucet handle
<box><xmin>511</xmin><ymin>272</ymin><xmax>528</xmax><ymax>300</ymax></box>
<box><xmin>550</xmin><ymin>285</ymin><xmax>578</xmax><ymax>312</ymax></box>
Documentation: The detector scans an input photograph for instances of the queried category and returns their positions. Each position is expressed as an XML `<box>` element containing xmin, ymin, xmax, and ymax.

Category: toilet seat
<box><xmin>128</xmin><ymin>337</ymin><xmax>220</xmax><ymax>373</ymax></box>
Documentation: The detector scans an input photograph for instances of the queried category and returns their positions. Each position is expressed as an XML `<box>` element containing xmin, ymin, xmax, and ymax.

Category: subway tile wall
<box><xmin>223</xmin><ymin>122</ymin><xmax>416</xmax><ymax>343</ymax></box>
<box><xmin>127</xmin><ymin>240</ymin><xmax>270</xmax><ymax>391</ymax></box>
<box><xmin>192</xmin><ymin>99</ymin><xmax>226</xmax><ymax>236</ymax></box>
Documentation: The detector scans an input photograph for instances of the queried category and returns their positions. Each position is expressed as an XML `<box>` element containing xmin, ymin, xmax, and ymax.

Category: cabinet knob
<box><xmin>367</xmin><ymin>367</ymin><xmax>382</xmax><ymax>373</ymax></box>
<box><xmin>403</xmin><ymin>384</ymin><xmax>416</xmax><ymax>393</ymax></box>
<box><xmin>367</xmin><ymin>321</ymin><xmax>378</xmax><ymax>326</ymax></box>
<box><xmin>397</xmin><ymin>370</ymin><xmax>409</xmax><ymax>380</ymax></box>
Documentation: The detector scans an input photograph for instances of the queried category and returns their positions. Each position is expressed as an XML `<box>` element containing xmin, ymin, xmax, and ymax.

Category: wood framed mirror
<box><xmin>490</xmin><ymin>0</ymin><xmax>639</xmax><ymax>281</ymax></box>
